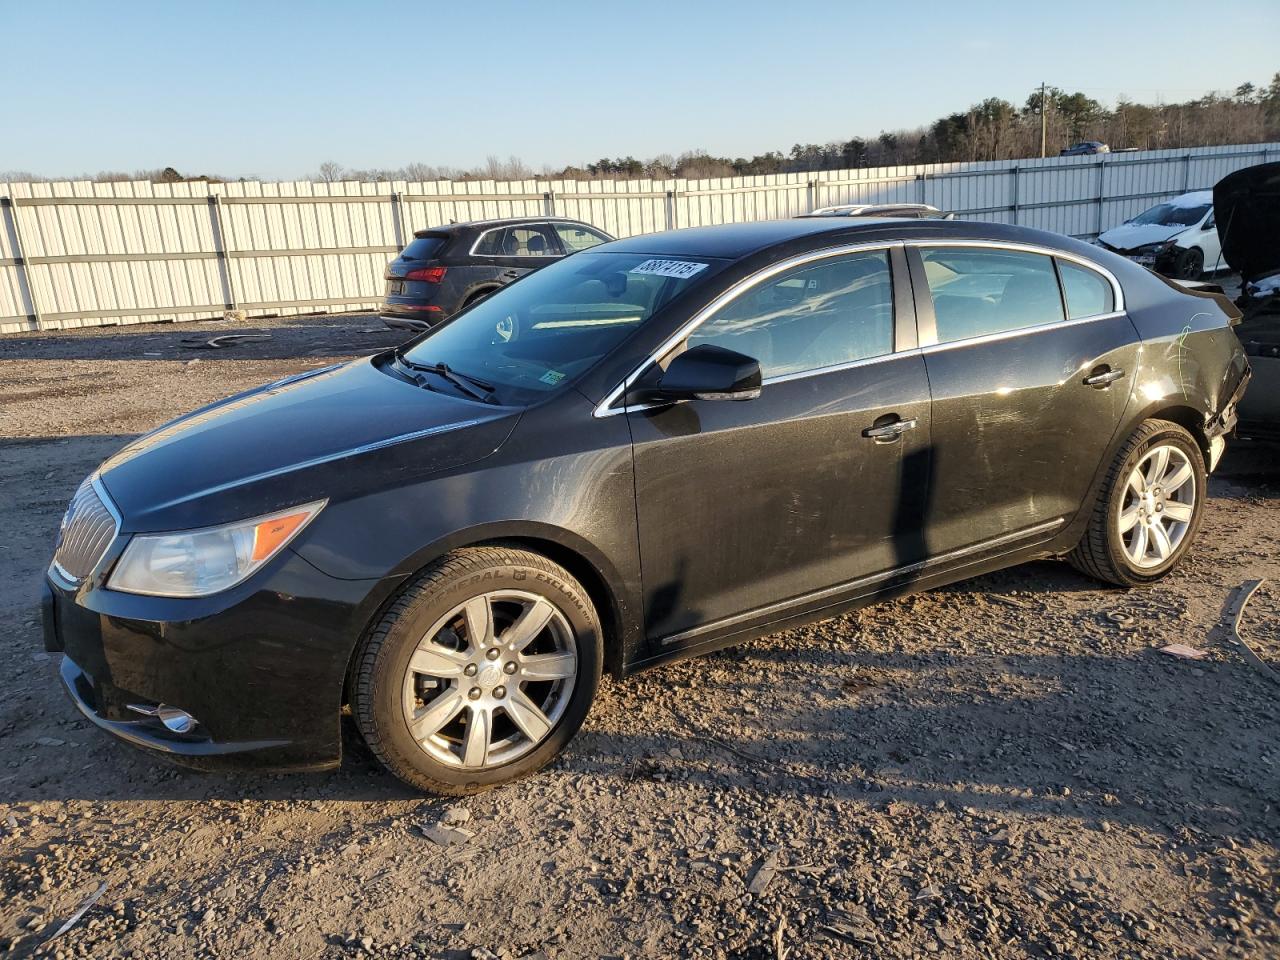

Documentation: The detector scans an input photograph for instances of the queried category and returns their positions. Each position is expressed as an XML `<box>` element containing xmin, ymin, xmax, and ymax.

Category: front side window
<box><xmin>472</xmin><ymin>224</ymin><xmax>559</xmax><ymax>257</ymax></box>
<box><xmin>402</xmin><ymin>252</ymin><xmax>726</xmax><ymax>404</ymax></box>
<box><xmin>1058</xmin><ymin>260</ymin><xmax>1115</xmax><ymax>320</ymax></box>
<box><xmin>684</xmin><ymin>250</ymin><xmax>895</xmax><ymax>379</ymax></box>
<box><xmin>919</xmin><ymin>247</ymin><xmax>1064</xmax><ymax>343</ymax></box>
<box><xmin>555</xmin><ymin>223</ymin><xmax>610</xmax><ymax>252</ymax></box>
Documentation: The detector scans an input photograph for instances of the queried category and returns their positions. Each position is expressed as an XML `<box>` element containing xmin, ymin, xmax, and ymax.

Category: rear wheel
<box><xmin>352</xmin><ymin>547</ymin><xmax>602</xmax><ymax>794</ymax></box>
<box><xmin>1069</xmin><ymin>420</ymin><xmax>1205</xmax><ymax>586</ymax></box>
<box><xmin>1175</xmin><ymin>247</ymin><xmax>1204</xmax><ymax>280</ymax></box>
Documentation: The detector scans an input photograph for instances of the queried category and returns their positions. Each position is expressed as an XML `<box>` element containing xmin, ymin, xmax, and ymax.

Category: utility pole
<box><xmin>1040</xmin><ymin>81</ymin><xmax>1048</xmax><ymax>158</ymax></box>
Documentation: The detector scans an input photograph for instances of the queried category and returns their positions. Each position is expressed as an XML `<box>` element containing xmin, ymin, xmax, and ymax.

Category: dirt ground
<box><xmin>1</xmin><ymin>313</ymin><xmax>1277</xmax><ymax>960</ymax></box>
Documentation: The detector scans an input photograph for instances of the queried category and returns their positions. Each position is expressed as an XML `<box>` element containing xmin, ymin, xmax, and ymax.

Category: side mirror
<box><xmin>652</xmin><ymin>344</ymin><xmax>762</xmax><ymax>402</ymax></box>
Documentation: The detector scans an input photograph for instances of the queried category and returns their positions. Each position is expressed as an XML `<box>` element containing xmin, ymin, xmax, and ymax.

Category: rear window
<box><xmin>473</xmin><ymin>224</ymin><xmax>559</xmax><ymax>257</ymax></box>
<box><xmin>400</xmin><ymin>236</ymin><xmax>446</xmax><ymax>261</ymax></box>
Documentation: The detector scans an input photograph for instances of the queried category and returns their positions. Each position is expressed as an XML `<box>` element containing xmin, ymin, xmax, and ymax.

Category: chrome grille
<box><xmin>52</xmin><ymin>476</ymin><xmax>119</xmax><ymax>582</ymax></box>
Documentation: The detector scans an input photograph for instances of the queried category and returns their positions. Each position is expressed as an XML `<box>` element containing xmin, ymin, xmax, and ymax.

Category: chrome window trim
<box><xmin>467</xmin><ymin>222</ymin><xmax>567</xmax><ymax>259</ymax></box>
<box><xmin>906</xmin><ymin>239</ymin><xmax>1126</xmax><ymax>330</ymax></box>
<box><xmin>918</xmin><ymin>310</ymin><xmax>1128</xmax><ymax>355</ymax></box>
<box><xmin>592</xmin><ymin>240</ymin><xmax>904</xmax><ymax>418</ymax></box>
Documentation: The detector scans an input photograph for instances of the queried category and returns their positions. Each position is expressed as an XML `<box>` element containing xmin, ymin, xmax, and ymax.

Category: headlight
<box><xmin>108</xmin><ymin>500</ymin><xmax>326</xmax><ymax>597</ymax></box>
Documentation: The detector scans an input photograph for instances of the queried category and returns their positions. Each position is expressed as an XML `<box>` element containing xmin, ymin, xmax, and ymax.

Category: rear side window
<box><xmin>919</xmin><ymin>247</ymin><xmax>1065</xmax><ymax>344</ymax></box>
<box><xmin>686</xmin><ymin>250</ymin><xmax>894</xmax><ymax>379</ymax></box>
<box><xmin>400</xmin><ymin>236</ymin><xmax>446</xmax><ymax>260</ymax></box>
<box><xmin>555</xmin><ymin>223</ymin><xmax>610</xmax><ymax>252</ymax></box>
<box><xmin>1057</xmin><ymin>260</ymin><xmax>1115</xmax><ymax>319</ymax></box>
<box><xmin>473</xmin><ymin>224</ymin><xmax>559</xmax><ymax>257</ymax></box>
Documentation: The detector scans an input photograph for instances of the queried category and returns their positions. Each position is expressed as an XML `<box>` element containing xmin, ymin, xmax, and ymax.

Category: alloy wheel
<box><xmin>1117</xmin><ymin>444</ymin><xmax>1196</xmax><ymax>569</ymax></box>
<box><xmin>401</xmin><ymin>591</ymin><xmax>577</xmax><ymax>769</ymax></box>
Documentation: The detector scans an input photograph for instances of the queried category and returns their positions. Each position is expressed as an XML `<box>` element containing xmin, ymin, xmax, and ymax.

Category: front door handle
<box><xmin>862</xmin><ymin>417</ymin><xmax>918</xmax><ymax>442</ymax></box>
<box><xmin>1083</xmin><ymin>367</ymin><xmax>1126</xmax><ymax>388</ymax></box>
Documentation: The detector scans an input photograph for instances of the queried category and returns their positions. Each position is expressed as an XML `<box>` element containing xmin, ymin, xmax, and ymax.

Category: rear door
<box><xmin>448</xmin><ymin>223</ymin><xmax>564</xmax><ymax>305</ymax></box>
<box><xmin>908</xmin><ymin>243</ymin><xmax>1140</xmax><ymax>557</ymax></box>
<box><xmin>626</xmin><ymin>245</ymin><xmax>933</xmax><ymax>650</ymax></box>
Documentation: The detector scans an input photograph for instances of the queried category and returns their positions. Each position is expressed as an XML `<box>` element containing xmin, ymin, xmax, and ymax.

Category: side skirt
<box><xmin>621</xmin><ymin>521</ymin><xmax>1067</xmax><ymax>678</ymax></box>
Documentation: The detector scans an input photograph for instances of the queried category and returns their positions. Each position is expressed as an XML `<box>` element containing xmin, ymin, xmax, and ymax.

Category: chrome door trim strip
<box><xmin>657</xmin><ymin>517</ymin><xmax>1066</xmax><ymax>646</ymax></box>
<box><xmin>593</xmin><ymin>240</ymin><xmax>905</xmax><ymax>418</ymax></box>
<box><xmin>759</xmin><ymin>346</ymin><xmax>922</xmax><ymax>386</ymax></box>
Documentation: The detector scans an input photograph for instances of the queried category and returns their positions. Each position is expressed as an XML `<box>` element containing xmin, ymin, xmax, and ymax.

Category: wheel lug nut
<box><xmin>504</xmin><ymin>661</ymin><xmax>518</xmax><ymax>675</ymax></box>
<box><xmin>493</xmin><ymin>686</ymin><xmax>506</xmax><ymax>700</ymax></box>
<box><xmin>468</xmin><ymin>687</ymin><xmax>482</xmax><ymax>701</ymax></box>
<box><xmin>486</xmin><ymin>648</ymin><xmax>500</xmax><ymax>661</ymax></box>
<box><xmin>464</xmin><ymin>664</ymin><xmax>478</xmax><ymax>677</ymax></box>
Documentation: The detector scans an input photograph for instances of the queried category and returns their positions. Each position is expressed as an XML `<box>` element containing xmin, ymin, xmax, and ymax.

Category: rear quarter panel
<box><xmin>1122</xmin><ymin>267</ymin><xmax>1249</xmax><ymax>436</ymax></box>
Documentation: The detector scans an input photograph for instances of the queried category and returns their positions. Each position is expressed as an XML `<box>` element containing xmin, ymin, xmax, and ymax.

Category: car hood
<box><xmin>98</xmin><ymin>358</ymin><xmax>519</xmax><ymax>532</ymax></box>
<box><xmin>1096</xmin><ymin>222</ymin><xmax>1184</xmax><ymax>252</ymax></box>
<box><xmin>1214</xmin><ymin>161</ymin><xmax>1280</xmax><ymax>282</ymax></box>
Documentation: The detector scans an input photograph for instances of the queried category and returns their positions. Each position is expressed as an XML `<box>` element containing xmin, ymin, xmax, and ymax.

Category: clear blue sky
<box><xmin>3</xmin><ymin>0</ymin><xmax>1275</xmax><ymax>180</ymax></box>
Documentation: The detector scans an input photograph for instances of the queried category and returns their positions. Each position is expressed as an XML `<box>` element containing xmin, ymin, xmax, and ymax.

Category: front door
<box><xmin>909</xmin><ymin>243</ymin><xmax>1140</xmax><ymax>557</ymax></box>
<box><xmin>627</xmin><ymin>246</ymin><xmax>932</xmax><ymax>649</ymax></box>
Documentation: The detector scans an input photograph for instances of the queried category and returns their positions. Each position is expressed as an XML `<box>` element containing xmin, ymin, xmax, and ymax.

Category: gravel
<box><xmin>1</xmin><ymin>312</ymin><xmax>1278</xmax><ymax>959</ymax></box>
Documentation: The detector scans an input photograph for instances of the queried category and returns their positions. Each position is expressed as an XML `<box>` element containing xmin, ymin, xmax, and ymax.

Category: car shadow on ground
<box><xmin>10</xmin><ymin>598</ymin><xmax>1277</xmax><ymax>847</ymax></box>
<box><xmin>0</xmin><ymin>314</ymin><xmax>407</xmax><ymax>363</ymax></box>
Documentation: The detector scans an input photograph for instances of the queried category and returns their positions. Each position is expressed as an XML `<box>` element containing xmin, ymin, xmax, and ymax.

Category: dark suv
<box><xmin>381</xmin><ymin>217</ymin><xmax>613</xmax><ymax>331</ymax></box>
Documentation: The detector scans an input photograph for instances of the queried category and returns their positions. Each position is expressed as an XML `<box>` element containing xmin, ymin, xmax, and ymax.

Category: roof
<box><xmin>413</xmin><ymin>216</ymin><xmax>588</xmax><ymax>237</ymax></box>
<box><xmin>807</xmin><ymin>203</ymin><xmax>941</xmax><ymax>216</ymax></box>
<box><xmin>599</xmin><ymin>217</ymin><xmax>1092</xmax><ymax>260</ymax></box>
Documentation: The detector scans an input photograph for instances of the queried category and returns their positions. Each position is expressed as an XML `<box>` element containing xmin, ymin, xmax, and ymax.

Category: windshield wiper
<box><xmin>393</xmin><ymin>350</ymin><xmax>497</xmax><ymax>403</ymax></box>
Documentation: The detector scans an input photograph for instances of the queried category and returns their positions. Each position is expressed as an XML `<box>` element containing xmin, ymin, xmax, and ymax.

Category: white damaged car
<box><xmin>1095</xmin><ymin>191</ymin><xmax>1221</xmax><ymax>279</ymax></box>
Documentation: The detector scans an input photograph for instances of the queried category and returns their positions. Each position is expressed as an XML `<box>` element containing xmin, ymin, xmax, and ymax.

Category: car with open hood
<box><xmin>44</xmin><ymin>217</ymin><xmax>1249</xmax><ymax>794</ymax></box>
<box><xmin>1096</xmin><ymin>191</ymin><xmax>1221</xmax><ymax>279</ymax></box>
<box><xmin>1214</xmin><ymin>161</ymin><xmax>1280</xmax><ymax>442</ymax></box>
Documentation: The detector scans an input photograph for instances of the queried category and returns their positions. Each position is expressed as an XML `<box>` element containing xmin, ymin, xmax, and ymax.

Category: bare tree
<box><xmin>316</xmin><ymin>161</ymin><xmax>344</xmax><ymax>182</ymax></box>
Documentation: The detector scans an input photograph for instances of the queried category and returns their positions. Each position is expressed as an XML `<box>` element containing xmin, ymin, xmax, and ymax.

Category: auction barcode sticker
<box><xmin>628</xmin><ymin>259</ymin><xmax>709</xmax><ymax>279</ymax></box>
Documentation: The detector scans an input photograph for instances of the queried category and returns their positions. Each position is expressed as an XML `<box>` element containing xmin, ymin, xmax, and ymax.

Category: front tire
<box><xmin>1175</xmin><ymin>247</ymin><xmax>1204</xmax><ymax>280</ymax></box>
<box><xmin>1069</xmin><ymin>420</ymin><xmax>1206</xmax><ymax>587</ymax></box>
<box><xmin>352</xmin><ymin>547</ymin><xmax>602</xmax><ymax>794</ymax></box>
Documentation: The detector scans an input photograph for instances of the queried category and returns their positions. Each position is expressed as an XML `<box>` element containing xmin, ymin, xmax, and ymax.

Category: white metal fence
<box><xmin>2</xmin><ymin>142</ymin><xmax>1276</xmax><ymax>335</ymax></box>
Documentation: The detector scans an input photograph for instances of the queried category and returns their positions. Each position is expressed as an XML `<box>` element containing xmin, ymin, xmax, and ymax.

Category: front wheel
<box><xmin>1069</xmin><ymin>420</ymin><xmax>1206</xmax><ymax>586</ymax></box>
<box><xmin>1175</xmin><ymin>247</ymin><xmax>1204</xmax><ymax>280</ymax></box>
<box><xmin>352</xmin><ymin>547</ymin><xmax>602</xmax><ymax>794</ymax></box>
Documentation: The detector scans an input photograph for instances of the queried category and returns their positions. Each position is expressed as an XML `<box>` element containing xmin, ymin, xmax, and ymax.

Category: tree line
<box><xmin>5</xmin><ymin>77</ymin><xmax>1278</xmax><ymax>186</ymax></box>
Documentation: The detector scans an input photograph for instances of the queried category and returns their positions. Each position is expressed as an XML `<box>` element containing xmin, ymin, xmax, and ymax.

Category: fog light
<box><xmin>126</xmin><ymin>703</ymin><xmax>198</xmax><ymax>734</ymax></box>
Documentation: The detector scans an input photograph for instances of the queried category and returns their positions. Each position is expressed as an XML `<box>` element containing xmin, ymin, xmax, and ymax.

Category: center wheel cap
<box><xmin>476</xmin><ymin>662</ymin><xmax>503</xmax><ymax>690</ymax></box>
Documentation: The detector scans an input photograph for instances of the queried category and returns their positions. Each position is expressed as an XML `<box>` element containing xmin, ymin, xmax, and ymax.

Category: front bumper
<box><xmin>43</xmin><ymin>551</ymin><xmax>394</xmax><ymax>772</ymax></box>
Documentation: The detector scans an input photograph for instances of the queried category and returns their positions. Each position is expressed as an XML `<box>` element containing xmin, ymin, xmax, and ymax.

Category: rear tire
<box><xmin>352</xmin><ymin>547</ymin><xmax>602</xmax><ymax>795</ymax></box>
<box><xmin>1069</xmin><ymin>420</ymin><xmax>1206</xmax><ymax>587</ymax></box>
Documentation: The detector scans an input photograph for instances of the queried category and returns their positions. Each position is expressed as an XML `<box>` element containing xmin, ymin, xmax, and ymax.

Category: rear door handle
<box><xmin>862</xmin><ymin>417</ymin><xmax>917</xmax><ymax>442</ymax></box>
<box><xmin>1083</xmin><ymin>367</ymin><xmax>1126</xmax><ymax>388</ymax></box>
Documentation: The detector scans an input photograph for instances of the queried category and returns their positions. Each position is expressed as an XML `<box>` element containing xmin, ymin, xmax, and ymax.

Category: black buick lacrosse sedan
<box><xmin>44</xmin><ymin>217</ymin><xmax>1249</xmax><ymax>794</ymax></box>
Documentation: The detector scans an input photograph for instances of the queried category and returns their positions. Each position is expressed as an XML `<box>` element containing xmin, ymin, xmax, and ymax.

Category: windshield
<box><xmin>401</xmin><ymin>251</ymin><xmax>726</xmax><ymax>404</ymax></box>
<box><xmin>1132</xmin><ymin>201</ymin><xmax>1211</xmax><ymax>228</ymax></box>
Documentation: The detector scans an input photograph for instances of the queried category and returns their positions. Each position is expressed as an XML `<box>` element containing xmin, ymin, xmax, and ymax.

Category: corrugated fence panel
<box><xmin>3</xmin><ymin>142</ymin><xmax>1277</xmax><ymax>334</ymax></box>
